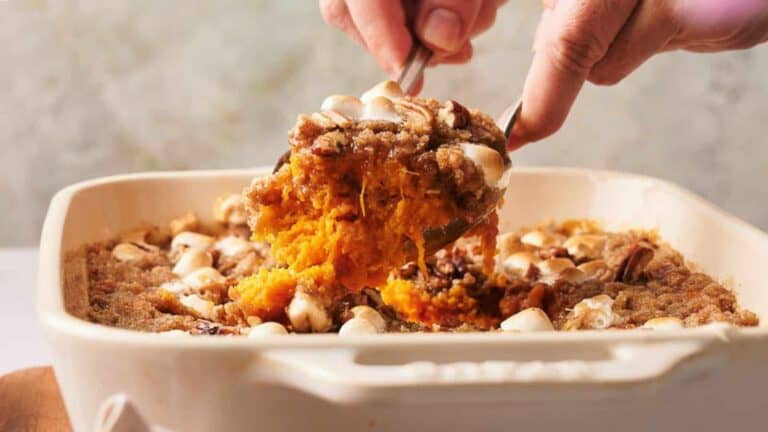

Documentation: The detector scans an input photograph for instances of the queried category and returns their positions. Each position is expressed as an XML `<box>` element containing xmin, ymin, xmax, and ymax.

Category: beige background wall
<box><xmin>1</xmin><ymin>1</ymin><xmax>767</xmax><ymax>245</ymax></box>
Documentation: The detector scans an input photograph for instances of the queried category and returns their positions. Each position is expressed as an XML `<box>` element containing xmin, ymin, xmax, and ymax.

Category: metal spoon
<box><xmin>272</xmin><ymin>42</ymin><xmax>520</xmax><ymax>253</ymax></box>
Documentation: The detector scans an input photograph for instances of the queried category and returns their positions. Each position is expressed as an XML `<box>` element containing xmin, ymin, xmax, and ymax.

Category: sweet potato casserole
<box><xmin>63</xmin><ymin>83</ymin><xmax>758</xmax><ymax>336</ymax></box>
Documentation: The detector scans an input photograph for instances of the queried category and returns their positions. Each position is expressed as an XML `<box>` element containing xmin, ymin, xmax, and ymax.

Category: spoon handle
<box><xmin>397</xmin><ymin>43</ymin><xmax>432</xmax><ymax>95</ymax></box>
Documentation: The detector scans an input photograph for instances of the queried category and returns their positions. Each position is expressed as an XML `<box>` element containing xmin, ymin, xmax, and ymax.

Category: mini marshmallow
<box><xmin>246</xmin><ymin>316</ymin><xmax>263</xmax><ymax>327</ymax></box>
<box><xmin>179</xmin><ymin>294</ymin><xmax>214</xmax><ymax>319</ymax></box>
<box><xmin>520</xmin><ymin>230</ymin><xmax>560</xmax><ymax>248</ymax></box>
<box><xmin>571</xmin><ymin>294</ymin><xmax>615</xmax><ymax>329</ymax></box>
<box><xmin>172</xmin><ymin>248</ymin><xmax>213</xmax><ymax>277</ymax></box>
<box><xmin>339</xmin><ymin>317</ymin><xmax>379</xmax><ymax>336</ymax></box>
<box><xmin>563</xmin><ymin>235</ymin><xmax>606</xmax><ymax>261</ymax></box>
<box><xmin>214</xmin><ymin>236</ymin><xmax>252</xmax><ymax>258</ymax></box>
<box><xmin>213</xmin><ymin>194</ymin><xmax>247</xmax><ymax>226</ymax></box>
<box><xmin>321</xmin><ymin>95</ymin><xmax>364</xmax><ymax>119</ymax></box>
<box><xmin>502</xmin><ymin>252</ymin><xmax>540</xmax><ymax>276</ymax></box>
<box><xmin>538</xmin><ymin>258</ymin><xmax>576</xmax><ymax>276</ymax></box>
<box><xmin>642</xmin><ymin>317</ymin><xmax>684</xmax><ymax>330</ymax></box>
<box><xmin>249</xmin><ymin>322</ymin><xmax>288</xmax><ymax>337</ymax></box>
<box><xmin>360</xmin><ymin>96</ymin><xmax>401</xmax><ymax>122</ymax></box>
<box><xmin>171</xmin><ymin>232</ymin><xmax>215</xmax><ymax>254</ymax></box>
<box><xmin>111</xmin><ymin>243</ymin><xmax>148</xmax><ymax>263</ymax></box>
<box><xmin>350</xmin><ymin>305</ymin><xmax>387</xmax><ymax>332</ymax></box>
<box><xmin>557</xmin><ymin>267</ymin><xmax>588</xmax><ymax>283</ymax></box>
<box><xmin>182</xmin><ymin>267</ymin><xmax>226</xmax><ymax>291</ymax></box>
<box><xmin>458</xmin><ymin>143</ymin><xmax>505</xmax><ymax>186</ymax></box>
<box><xmin>287</xmin><ymin>291</ymin><xmax>332</xmax><ymax>333</ymax></box>
<box><xmin>360</xmin><ymin>80</ymin><xmax>405</xmax><ymax>104</ymax></box>
<box><xmin>577</xmin><ymin>260</ymin><xmax>610</xmax><ymax>279</ymax></box>
<box><xmin>159</xmin><ymin>280</ymin><xmax>186</xmax><ymax>294</ymax></box>
<box><xmin>500</xmin><ymin>308</ymin><xmax>555</xmax><ymax>332</ymax></box>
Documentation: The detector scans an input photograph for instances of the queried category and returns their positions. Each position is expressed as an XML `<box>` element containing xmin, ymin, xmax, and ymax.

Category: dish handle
<box><xmin>255</xmin><ymin>339</ymin><xmax>719</xmax><ymax>404</ymax></box>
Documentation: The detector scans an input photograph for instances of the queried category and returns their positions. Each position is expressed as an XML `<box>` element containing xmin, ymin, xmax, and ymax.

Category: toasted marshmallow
<box><xmin>500</xmin><ymin>308</ymin><xmax>555</xmax><ymax>332</ymax></box>
<box><xmin>249</xmin><ymin>322</ymin><xmax>288</xmax><ymax>337</ymax></box>
<box><xmin>159</xmin><ymin>280</ymin><xmax>186</xmax><ymax>294</ymax></box>
<box><xmin>111</xmin><ymin>243</ymin><xmax>148</xmax><ymax>263</ymax></box>
<box><xmin>558</xmin><ymin>267</ymin><xmax>588</xmax><ymax>283</ymax></box>
<box><xmin>502</xmin><ymin>252</ymin><xmax>540</xmax><ymax>276</ymax></box>
<box><xmin>182</xmin><ymin>267</ymin><xmax>226</xmax><ymax>291</ymax></box>
<box><xmin>287</xmin><ymin>291</ymin><xmax>332</xmax><ymax>333</ymax></box>
<box><xmin>214</xmin><ymin>236</ymin><xmax>252</xmax><ymax>258</ymax></box>
<box><xmin>246</xmin><ymin>316</ymin><xmax>263</xmax><ymax>327</ymax></box>
<box><xmin>538</xmin><ymin>258</ymin><xmax>576</xmax><ymax>276</ymax></box>
<box><xmin>171</xmin><ymin>232</ymin><xmax>215</xmax><ymax>254</ymax></box>
<box><xmin>577</xmin><ymin>260</ymin><xmax>610</xmax><ymax>280</ymax></box>
<box><xmin>361</xmin><ymin>80</ymin><xmax>405</xmax><ymax>104</ymax></box>
<box><xmin>179</xmin><ymin>294</ymin><xmax>214</xmax><ymax>319</ymax></box>
<box><xmin>642</xmin><ymin>317</ymin><xmax>684</xmax><ymax>330</ymax></box>
<box><xmin>520</xmin><ymin>230</ymin><xmax>560</xmax><ymax>248</ymax></box>
<box><xmin>571</xmin><ymin>294</ymin><xmax>615</xmax><ymax>329</ymax></box>
<box><xmin>339</xmin><ymin>317</ymin><xmax>379</xmax><ymax>336</ymax></box>
<box><xmin>563</xmin><ymin>235</ymin><xmax>606</xmax><ymax>261</ymax></box>
<box><xmin>350</xmin><ymin>305</ymin><xmax>387</xmax><ymax>332</ymax></box>
<box><xmin>360</xmin><ymin>96</ymin><xmax>401</xmax><ymax>122</ymax></box>
<box><xmin>213</xmin><ymin>193</ymin><xmax>247</xmax><ymax>226</ymax></box>
<box><xmin>172</xmin><ymin>248</ymin><xmax>213</xmax><ymax>277</ymax></box>
<box><xmin>321</xmin><ymin>95</ymin><xmax>364</xmax><ymax>119</ymax></box>
<box><xmin>458</xmin><ymin>143</ymin><xmax>505</xmax><ymax>186</ymax></box>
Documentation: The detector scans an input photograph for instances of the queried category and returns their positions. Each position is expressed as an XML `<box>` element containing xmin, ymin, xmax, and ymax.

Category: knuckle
<box><xmin>319</xmin><ymin>0</ymin><xmax>348</xmax><ymax>27</ymax></box>
<box><xmin>729</xmin><ymin>25</ymin><xmax>768</xmax><ymax>50</ymax></box>
<box><xmin>547</xmin><ymin>30</ymin><xmax>609</xmax><ymax>76</ymax></box>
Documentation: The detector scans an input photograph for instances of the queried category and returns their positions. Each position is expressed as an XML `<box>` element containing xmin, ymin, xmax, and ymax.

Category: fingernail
<box><xmin>422</xmin><ymin>8</ymin><xmax>462</xmax><ymax>52</ymax></box>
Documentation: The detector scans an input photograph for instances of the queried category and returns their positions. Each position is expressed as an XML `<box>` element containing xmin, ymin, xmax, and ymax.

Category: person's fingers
<box><xmin>415</xmin><ymin>0</ymin><xmax>483</xmax><ymax>54</ymax></box>
<box><xmin>588</xmin><ymin>0</ymin><xmax>679</xmax><ymax>86</ymax></box>
<box><xmin>429</xmin><ymin>41</ymin><xmax>474</xmax><ymax>65</ymax></box>
<box><xmin>468</xmin><ymin>0</ymin><xmax>501</xmax><ymax>37</ymax></box>
<box><xmin>509</xmin><ymin>0</ymin><xmax>638</xmax><ymax>149</ymax></box>
<box><xmin>345</xmin><ymin>0</ymin><xmax>413</xmax><ymax>76</ymax></box>
<box><xmin>319</xmin><ymin>0</ymin><xmax>367</xmax><ymax>48</ymax></box>
<box><xmin>667</xmin><ymin>0</ymin><xmax>768</xmax><ymax>52</ymax></box>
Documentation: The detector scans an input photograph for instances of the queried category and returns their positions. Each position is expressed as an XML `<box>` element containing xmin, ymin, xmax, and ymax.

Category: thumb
<box><xmin>415</xmin><ymin>0</ymin><xmax>483</xmax><ymax>54</ymax></box>
<box><xmin>509</xmin><ymin>0</ymin><xmax>637</xmax><ymax>149</ymax></box>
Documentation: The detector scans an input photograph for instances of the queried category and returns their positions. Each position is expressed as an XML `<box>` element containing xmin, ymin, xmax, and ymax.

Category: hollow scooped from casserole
<box><xmin>231</xmin><ymin>81</ymin><xmax>509</xmax><ymax>321</ymax></box>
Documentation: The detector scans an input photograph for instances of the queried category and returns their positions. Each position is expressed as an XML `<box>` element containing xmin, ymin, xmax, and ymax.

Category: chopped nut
<box><xmin>311</xmin><ymin>130</ymin><xmax>348</xmax><ymax>156</ymax></box>
<box><xmin>169</xmin><ymin>213</ymin><xmax>198</xmax><ymax>237</ymax></box>
<box><xmin>616</xmin><ymin>245</ymin><xmax>654</xmax><ymax>283</ymax></box>
<box><xmin>213</xmin><ymin>193</ymin><xmax>247</xmax><ymax>226</ymax></box>
<box><xmin>246</xmin><ymin>316</ymin><xmax>263</xmax><ymax>327</ymax></box>
<box><xmin>438</xmin><ymin>100</ymin><xmax>470</xmax><ymax>129</ymax></box>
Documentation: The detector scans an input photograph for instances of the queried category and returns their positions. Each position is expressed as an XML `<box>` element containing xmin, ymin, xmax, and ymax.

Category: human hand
<box><xmin>511</xmin><ymin>0</ymin><xmax>768</xmax><ymax>148</ymax></box>
<box><xmin>319</xmin><ymin>0</ymin><xmax>507</xmax><ymax>92</ymax></box>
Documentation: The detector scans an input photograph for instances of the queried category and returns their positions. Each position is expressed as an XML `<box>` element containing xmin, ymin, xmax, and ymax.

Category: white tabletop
<box><xmin>0</xmin><ymin>248</ymin><xmax>51</xmax><ymax>375</ymax></box>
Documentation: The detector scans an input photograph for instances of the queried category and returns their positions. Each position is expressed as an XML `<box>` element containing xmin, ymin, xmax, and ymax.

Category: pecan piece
<box><xmin>311</xmin><ymin>131</ymin><xmax>348</xmax><ymax>156</ymax></box>
<box><xmin>438</xmin><ymin>100</ymin><xmax>471</xmax><ymax>129</ymax></box>
<box><xmin>615</xmin><ymin>245</ymin><xmax>654</xmax><ymax>283</ymax></box>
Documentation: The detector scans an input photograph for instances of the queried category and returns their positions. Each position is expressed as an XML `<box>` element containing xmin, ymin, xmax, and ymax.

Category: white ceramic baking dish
<box><xmin>38</xmin><ymin>167</ymin><xmax>768</xmax><ymax>432</ymax></box>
